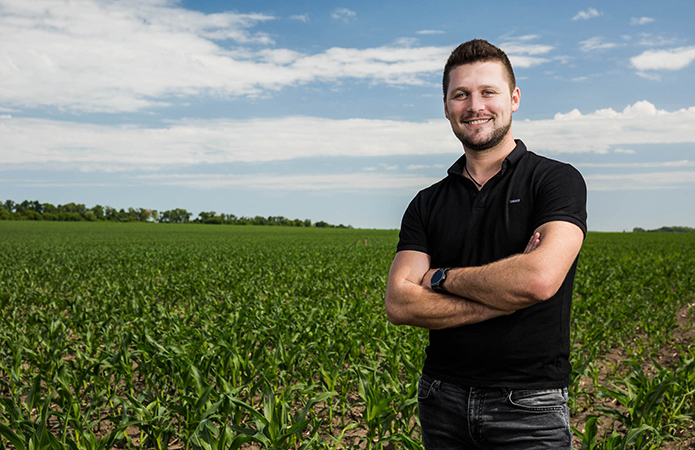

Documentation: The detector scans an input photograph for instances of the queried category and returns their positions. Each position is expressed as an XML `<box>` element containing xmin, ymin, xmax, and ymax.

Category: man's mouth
<box><xmin>464</xmin><ymin>118</ymin><xmax>492</xmax><ymax>125</ymax></box>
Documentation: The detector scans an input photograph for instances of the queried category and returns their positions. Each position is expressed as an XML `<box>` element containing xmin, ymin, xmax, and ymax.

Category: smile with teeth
<box><xmin>464</xmin><ymin>118</ymin><xmax>492</xmax><ymax>125</ymax></box>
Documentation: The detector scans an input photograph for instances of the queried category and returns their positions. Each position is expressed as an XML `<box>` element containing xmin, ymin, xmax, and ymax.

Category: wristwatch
<box><xmin>430</xmin><ymin>267</ymin><xmax>452</xmax><ymax>293</ymax></box>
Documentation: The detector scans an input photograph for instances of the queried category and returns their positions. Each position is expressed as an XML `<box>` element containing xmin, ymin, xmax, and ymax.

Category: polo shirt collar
<box><xmin>447</xmin><ymin>139</ymin><xmax>528</xmax><ymax>178</ymax></box>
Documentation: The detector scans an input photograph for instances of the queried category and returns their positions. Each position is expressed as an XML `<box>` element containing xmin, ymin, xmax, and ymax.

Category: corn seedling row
<box><xmin>1</xmin><ymin>222</ymin><xmax>693</xmax><ymax>449</ymax></box>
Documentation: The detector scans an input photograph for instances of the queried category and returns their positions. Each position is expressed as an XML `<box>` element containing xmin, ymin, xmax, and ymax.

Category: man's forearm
<box><xmin>384</xmin><ymin>250</ymin><xmax>514</xmax><ymax>330</ymax></box>
<box><xmin>441</xmin><ymin>254</ymin><xmax>546</xmax><ymax>311</ymax></box>
<box><xmin>432</xmin><ymin>222</ymin><xmax>584</xmax><ymax>311</ymax></box>
<box><xmin>386</xmin><ymin>279</ymin><xmax>513</xmax><ymax>330</ymax></box>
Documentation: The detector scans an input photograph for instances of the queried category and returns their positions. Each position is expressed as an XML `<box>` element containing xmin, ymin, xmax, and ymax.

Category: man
<box><xmin>384</xmin><ymin>39</ymin><xmax>587</xmax><ymax>449</ymax></box>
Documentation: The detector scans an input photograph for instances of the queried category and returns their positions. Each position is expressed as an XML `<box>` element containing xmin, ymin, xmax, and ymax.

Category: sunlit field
<box><xmin>1</xmin><ymin>222</ymin><xmax>693</xmax><ymax>449</ymax></box>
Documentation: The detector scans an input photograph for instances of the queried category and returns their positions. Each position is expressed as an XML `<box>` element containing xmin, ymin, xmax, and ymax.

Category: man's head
<box><xmin>442</xmin><ymin>39</ymin><xmax>516</xmax><ymax>97</ymax></box>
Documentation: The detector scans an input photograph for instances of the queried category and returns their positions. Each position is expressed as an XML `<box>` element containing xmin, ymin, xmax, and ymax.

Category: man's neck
<box><xmin>463</xmin><ymin>137</ymin><xmax>516</xmax><ymax>187</ymax></box>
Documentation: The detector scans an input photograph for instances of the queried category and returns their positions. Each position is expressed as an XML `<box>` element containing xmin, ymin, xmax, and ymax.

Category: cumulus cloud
<box><xmin>0</xmin><ymin>0</ymin><xmax>274</xmax><ymax>112</ymax></box>
<box><xmin>630</xmin><ymin>17</ymin><xmax>655</xmax><ymax>26</ymax></box>
<box><xmin>0</xmin><ymin>0</ymin><xmax>562</xmax><ymax>115</ymax></box>
<box><xmin>331</xmin><ymin>8</ymin><xmax>356</xmax><ymax>23</ymax></box>
<box><xmin>498</xmin><ymin>36</ymin><xmax>555</xmax><ymax>68</ymax></box>
<box><xmin>579</xmin><ymin>37</ymin><xmax>618</xmax><ymax>52</ymax></box>
<box><xmin>0</xmin><ymin>115</ymin><xmax>457</xmax><ymax>170</ymax></box>
<box><xmin>0</xmin><ymin>0</ymin><xmax>453</xmax><ymax>113</ymax></box>
<box><xmin>572</xmin><ymin>8</ymin><xmax>602</xmax><ymax>21</ymax></box>
<box><xmin>417</xmin><ymin>30</ymin><xmax>445</xmax><ymax>35</ymax></box>
<box><xmin>638</xmin><ymin>34</ymin><xmax>678</xmax><ymax>47</ymax></box>
<box><xmin>3</xmin><ymin>101</ymin><xmax>694</xmax><ymax>173</ymax></box>
<box><xmin>516</xmin><ymin>101</ymin><xmax>695</xmax><ymax>154</ymax></box>
<box><xmin>630</xmin><ymin>46</ymin><xmax>695</xmax><ymax>71</ymax></box>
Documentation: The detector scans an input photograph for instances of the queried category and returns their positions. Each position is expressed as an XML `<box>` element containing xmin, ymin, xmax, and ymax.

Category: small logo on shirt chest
<box><xmin>509</xmin><ymin>198</ymin><xmax>521</xmax><ymax>204</ymax></box>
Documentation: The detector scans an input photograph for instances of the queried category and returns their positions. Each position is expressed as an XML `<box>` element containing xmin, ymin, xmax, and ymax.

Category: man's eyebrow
<box><xmin>452</xmin><ymin>83</ymin><xmax>502</xmax><ymax>91</ymax></box>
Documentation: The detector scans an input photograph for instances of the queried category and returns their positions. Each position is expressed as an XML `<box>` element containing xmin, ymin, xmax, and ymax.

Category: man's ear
<box><xmin>511</xmin><ymin>87</ymin><xmax>521</xmax><ymax>113</ymax></box>
<box><xmin>444</xmin><ymin>97</ymin><xmax>450</xmax><ymax>119</ymax></box>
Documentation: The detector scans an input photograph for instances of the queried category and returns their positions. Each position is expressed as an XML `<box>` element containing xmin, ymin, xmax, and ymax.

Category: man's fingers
<box><xmin>524</xmin><ymin>232</ymin><xmax>541</xmax><ymax>254</ymax></box>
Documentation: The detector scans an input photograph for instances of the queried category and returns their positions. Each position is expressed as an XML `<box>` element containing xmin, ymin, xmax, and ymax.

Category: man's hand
<box><xmin>524</xmin><ymin>231</ymin><xmax>541</xmax><ymax>254</ymax></box>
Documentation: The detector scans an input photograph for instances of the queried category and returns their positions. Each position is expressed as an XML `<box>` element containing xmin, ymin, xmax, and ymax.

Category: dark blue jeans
<box><xmin>418</xmin><ymin>374</ymin><xmax>573</xmax><ymax>450</ymax></box>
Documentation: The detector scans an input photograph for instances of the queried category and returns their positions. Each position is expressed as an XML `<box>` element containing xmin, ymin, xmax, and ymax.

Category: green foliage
<box><xmin>633</xmin><ymin>226</ymin><xmax>695</xmax><ymax>233</ymax></box>
<box><xmin>0</xmin><ymin>199</ymin><xmax>349</xmax><ymax>228</ymax></box>
<box><xmin>0</xmin><ymin>223</ymin><xmax>693</xmax><ymax>449</ymax></box>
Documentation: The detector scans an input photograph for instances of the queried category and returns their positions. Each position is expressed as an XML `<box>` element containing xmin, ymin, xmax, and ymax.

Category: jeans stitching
<box><xmin>475</xmin><ymin>390</ymin><xmax>485</xmax><ymax>447</ymax></box>
<box><xmin>506</xmin><ymin>388</ymin><xmax>566</xmax><ymax>412</ymax></box>
<box><xmin>417</xmin><ymin>377</ymin><xmax>440</xmax><ymax>401</ymax></box>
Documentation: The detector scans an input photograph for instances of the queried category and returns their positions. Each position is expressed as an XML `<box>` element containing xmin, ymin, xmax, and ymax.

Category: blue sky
<box><xmin>2</xmin><ymin>0</ymin><xmax>694</xmax><ymax>230</ymax></box>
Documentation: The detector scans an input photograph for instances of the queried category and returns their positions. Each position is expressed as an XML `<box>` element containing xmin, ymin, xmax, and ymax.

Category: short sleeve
<box><xmin>396</xmin><ymin>193</ymin><xmax>430</xmax><ymax>254</ymax></box>
<box><xmin>533</xmin><ymin>163</ymin><xmax>588</xmax><ymax>236</ymax></box>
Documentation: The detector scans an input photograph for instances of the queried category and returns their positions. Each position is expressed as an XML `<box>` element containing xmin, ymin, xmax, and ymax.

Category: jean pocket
<box><xmin>417</xmin><ymin>376</ymin><xmax>439</xmax><ymax>401</ymax></box>
<box><xmin>506</xmin><ymin>388</ymin><xmax>567</xmax><ymax>412</ymax></box>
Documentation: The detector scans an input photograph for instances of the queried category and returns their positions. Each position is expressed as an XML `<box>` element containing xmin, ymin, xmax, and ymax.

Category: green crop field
<box><xmin>1</xmin><ymin>221</ymin><xmax>693</xmax><ymax>449</ymax></box>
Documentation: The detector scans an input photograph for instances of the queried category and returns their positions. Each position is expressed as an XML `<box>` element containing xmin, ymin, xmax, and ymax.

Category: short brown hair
<box><xmin>442</xmin><ymin>39</ymin><xmax>516</xmax><ymax>97</ymax></box>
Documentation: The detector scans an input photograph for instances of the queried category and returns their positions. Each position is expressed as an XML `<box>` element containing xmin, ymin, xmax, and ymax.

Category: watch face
<box><xmin>431</xmin><ymin>269</ymin><xmax>444</xmax><ymax>286</ymax></box>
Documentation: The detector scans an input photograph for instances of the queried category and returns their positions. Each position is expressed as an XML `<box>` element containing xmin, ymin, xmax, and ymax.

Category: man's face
<box><xmin>444</xmin><ymin>61</ymin><xmax>520</xmax><ymax>152</ymax></box>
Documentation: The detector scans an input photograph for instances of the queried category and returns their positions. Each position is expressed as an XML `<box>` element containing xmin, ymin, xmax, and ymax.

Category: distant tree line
<box><xmin>633</xmin><ymin>226</ymin><xmax>695</xmax><ymax>233</ymax></box>
<box><xmin>0</xmin><ymin>199</ymin><xmax>351</xmax><ymax>228</ymax></box>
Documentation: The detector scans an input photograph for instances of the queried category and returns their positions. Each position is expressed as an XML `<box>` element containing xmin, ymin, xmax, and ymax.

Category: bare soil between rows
<box><xmin>570</xmin><ymin>302</ymin><xmax>695</xmax><ymax>450</ymax></box>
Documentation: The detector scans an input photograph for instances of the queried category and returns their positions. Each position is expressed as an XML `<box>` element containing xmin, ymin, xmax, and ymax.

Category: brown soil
<box><xmin>571</xmin><ymin>302</ymin><xmax>695</xmax><ymax>450</ymax></box>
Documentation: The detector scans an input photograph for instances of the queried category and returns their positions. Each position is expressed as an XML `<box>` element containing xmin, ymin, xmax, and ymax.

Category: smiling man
<box><xmin>384</xmin><ymin>39</ymin><xmax>587</xmax><ymax>449</ymax></box>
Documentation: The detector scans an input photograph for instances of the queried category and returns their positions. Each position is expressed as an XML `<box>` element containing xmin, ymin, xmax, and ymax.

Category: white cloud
<box><xmin>637</xmin><ymin>34</ymin><xmax>678</xmax><ymax>47</ymax></box>
<box><xmin>3</xmin><ymin>102</ymin><xmax>695</xmax><ymax>175</ymax></box>
<box><xmin>394</xmin><ymin>37</ymin><xmax>419</xmax><ymax>47</ymax></box>
<box><xmin>0</xmin><ymin>0</ymin><xmax>274</xmax><ymax>112</ymax></box>
<box><xmin>331</xmin><ymin>8</ymin><xmax>356</xmax><ymax>23</ymax></box>
<box><xmin>572</xmin><ymin>8</ymin><xmax>602</xmax><ymax>21</ymax></box>
<box><xmin>134</xmin><ymin>172</ymin><xmax>437</xmax><ymax>192</ymax></box>
<box><xmin>0</xmin><ymin>115</ymin><xmax>457</xmax><ymax>170</ymax></box>
<box><xmin>417</xmin><ymin>30</ymin><xmax>445</xmax><ymax>35</ymax></box>
<box><xmin>406</xmin><ymin>164</ymin><xmax>445</xmax><ymax>170</ymax></box>
<box><xmin>0</xmin><ymin>0</ymin><xmax>453</xmax><ymax>113</ymax></box>
<box><xmin>630</xmin><ymin>17</ymin><xmax>655</xmax><ymax>26</ymax></box>
<box><xmin>585</xmin><ymin>171</ymin><xmax>695</xmax><ymax>191</ymax></box>
<box><xmin>517</xmin><ymin>101</ymin><xmax>695</xmax><ymax>154</ymax></box>
<box><xmin>498</xmin><ymin>36</ymin><xmax>554</xmax><ymax>68</ymax></box>
<box><xmin>579</xmin><ymin>37</ymin><xmax>618</xmax><ymax>52</ymax></box>
<box><xmin>630</xmin><ymin>46</ymin><xmax>695</xmax><ymax>71</ymax></box>
<box><xmin>289</xmin><ymin>14</ymin><xmax>310</xmax><ymax>23</ymax></box>
<box><xmin>576</xmin><ymin>160</ymin><xmax>695</xmax><ymax>168</ymax></box>
<box><xmin>635</xmin><ymin>71</ymin><xmax>662</xmax><ymax>81</ymax></box>
<box><xmin>285</xmin><ymin>45</ymin><xmax>450</xmax><ymax>86</ymax></box>
<box><xmin>500</xmin><ymin>40</ymin><xmax>554</xmax><ymax>56</ymax></box>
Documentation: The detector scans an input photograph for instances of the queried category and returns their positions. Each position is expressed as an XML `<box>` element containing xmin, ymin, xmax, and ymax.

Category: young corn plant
<box><xmin>230</xmin><ymin>384</ymin><xmax>336</xmax><ymax>449</ymax></box>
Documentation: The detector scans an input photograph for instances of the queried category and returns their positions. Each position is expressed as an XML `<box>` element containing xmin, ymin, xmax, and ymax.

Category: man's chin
<box><xmin>455</xmin><ymin>125</ymin><xmax>511</xmax><ymax>152</ymax></box>
<box><xmin>457</xmin><ymin>135</ymin><xmax>498</xmax><ymax>152</ymax></box>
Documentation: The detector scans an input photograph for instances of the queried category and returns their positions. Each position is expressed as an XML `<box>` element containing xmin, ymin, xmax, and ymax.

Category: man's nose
<box><xmin>467</xmin><ymin>94</ymin><xmax>485</xmax><ymax>113</ymax></box>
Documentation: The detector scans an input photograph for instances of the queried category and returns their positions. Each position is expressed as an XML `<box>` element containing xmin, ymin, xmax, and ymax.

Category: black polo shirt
<box><xmin>397</xmin><ymin>140</ymin><xmax>587</xmax><ymax>388</ymax></box>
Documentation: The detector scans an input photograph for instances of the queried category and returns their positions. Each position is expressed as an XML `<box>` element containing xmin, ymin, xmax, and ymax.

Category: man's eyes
<box><xmin>452</xmin><ymin>90</ymin><xmax>496</xmax><ymax>99</ymax></box>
